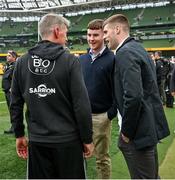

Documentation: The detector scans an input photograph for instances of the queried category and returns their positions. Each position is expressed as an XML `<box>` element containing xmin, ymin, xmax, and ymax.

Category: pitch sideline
<box><xmin>159</xmin><ymin>136</ymin><xmax>175</xmax><ymax>178</ymax></box>
<box><xmin>0</xmin><ymin>101</ymin><xmax>6</xmax><ymax>104</ymax></box>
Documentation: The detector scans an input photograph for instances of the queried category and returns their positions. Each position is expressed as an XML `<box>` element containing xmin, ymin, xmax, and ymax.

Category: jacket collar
<box><xmin>115</xmin><ymin>37</ymin><xmax>134</xmax><ymax>53</ymax></box>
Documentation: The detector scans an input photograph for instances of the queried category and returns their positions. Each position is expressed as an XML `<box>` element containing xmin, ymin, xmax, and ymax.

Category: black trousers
<box><xmin>5</xmin><ymin>91</ymin><xmax>10</xmax><ymax>108</ymax></box>
<box><xmin>118</xmin><ymin>135</ymin><xmax>159</xmax><ymax>179</ymax></box>
<box><xmin>4</xmin><ymin>91</ymin><xmax>13</xmax><ymax>130</ymax></box>
<box><xmin>28</xmin><ymin>140</ymin><xmax>86</xmax><ymax>179</ymax></box>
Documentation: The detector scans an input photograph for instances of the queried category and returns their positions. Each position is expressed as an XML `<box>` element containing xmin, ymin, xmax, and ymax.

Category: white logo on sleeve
<box><xmin>28</xmin><ymin>55</ymin><xmax>55</xmax><ymax>75</ymax></box>
<box><xmin>29</xmin><ymin>84</ymin><xmax>56</xmax><ymax>98</ymax></box>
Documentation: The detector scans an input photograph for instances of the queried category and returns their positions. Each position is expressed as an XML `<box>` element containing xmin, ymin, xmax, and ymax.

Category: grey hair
<box><xmin>39</xmin><ymin>13</ymin><xmax>70</xmax><ymax>39</ymax></box>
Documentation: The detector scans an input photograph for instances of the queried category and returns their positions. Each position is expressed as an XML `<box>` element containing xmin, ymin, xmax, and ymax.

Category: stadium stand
<box><xmin>0</xmin><ymin>0</ymin><xmax>174</xmax><ymax>55</ymax></box>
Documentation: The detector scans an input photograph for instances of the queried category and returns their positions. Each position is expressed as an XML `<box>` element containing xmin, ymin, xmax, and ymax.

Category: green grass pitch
<box><xmin>0</xmin><ymin>75</ymin><xmax>175</xmax><ymax>179</ymax></box>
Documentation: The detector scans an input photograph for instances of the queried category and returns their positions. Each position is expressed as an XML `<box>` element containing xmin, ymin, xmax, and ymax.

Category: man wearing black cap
<box><xmin>2</xmin><ymin>50</ymin><xmax>18</xmax><ymax>134</ymax></box>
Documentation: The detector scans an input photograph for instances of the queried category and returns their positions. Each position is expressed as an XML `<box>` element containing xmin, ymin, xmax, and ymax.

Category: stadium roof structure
<box><xmin>0</xmin><ymin>0</ymin><xmax>174</xmax><ymax>18</ymax></box>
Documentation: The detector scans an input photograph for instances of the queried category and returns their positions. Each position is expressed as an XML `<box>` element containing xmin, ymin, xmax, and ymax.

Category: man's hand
<box><xmin>171</xmin><ymin>92</ymin><xmax>175</xmax><ymax>96</ymax></box>
<box><xmin>16</xmin><ymin>137</ymin><xmax>28</xmax><ymax>159</ymax></box>
<box><xmin>83</xmin><ymin>143</ymin><xmax>94</xmax><ymax>158</ymax></box>
<box><xmin>121</xmin><ymin>133</ymin><xmax>130</xmax><ymax>143</ymax></box>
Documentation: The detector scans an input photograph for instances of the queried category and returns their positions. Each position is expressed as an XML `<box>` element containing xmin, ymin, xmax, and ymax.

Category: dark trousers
<box><xmin>28</xmin><ymin>141</ymin><xmax>86</xmax><ymax>179</ymax></box>
<box><xmin>5</xmin><ymin>91</ymin><xmax>10</xmax><ymax>108</ymax></box>
<box><xmin>118</xmin><ymin>135</ymin><xmax>159</xmax><ymax>179</ymax></box>
<box><xmin>158</xmin><ymin>79</ymin><xmax>166</xmax><ymax>105</ymax></box>
<box><xmin>4</xmin><ymin>91</ymin><xmax>13</xmax><ymax>130</ymax></box>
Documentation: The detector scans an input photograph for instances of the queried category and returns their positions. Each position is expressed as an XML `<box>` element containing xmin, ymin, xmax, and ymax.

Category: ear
<box><xmin>115</xmin><ymin>25</ymin><xmax>120</xmax><ymax>34</ymax></box>
<box><xmin>53</xmin><ymin>26</ymin><xmax>60</xmax><ymax>38</ymax></box>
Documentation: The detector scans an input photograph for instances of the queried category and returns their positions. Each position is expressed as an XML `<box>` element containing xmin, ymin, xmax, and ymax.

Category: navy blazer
<box><xmin>114</xmin><ymin>37</ymin><xmax>170</xmax><ymax>149</ymax></box>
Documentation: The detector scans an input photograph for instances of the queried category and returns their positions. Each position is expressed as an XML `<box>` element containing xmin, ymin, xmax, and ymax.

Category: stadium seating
<box><xmin>142</xmin><ymin>39</ymin><xmax>175</xmax><ymax>48</ymax></box>
<box><xmin>0</xmin><ymin>3</ymin><xmax>174</xmax><ymax>51</ymax></box>
<box><xmin>139</xmin><ymin>4</ymin><xmax>175</xmax><ymax>26</ymax></box>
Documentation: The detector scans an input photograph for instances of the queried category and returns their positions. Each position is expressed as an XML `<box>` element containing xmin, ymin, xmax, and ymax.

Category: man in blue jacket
<box><xmin>10</xmin><ymin>13</ymin><xmax>94</xmax><ymax>179</ymax></box>
<box><xmin>103</xmin><ymin>14</ymin><xmax>170</xmax><ymax>179</ymax></box>
<box><xmin>79</xmin><ymin>19</ymin><xmax>117</xmax><ymax>179</ymax></box>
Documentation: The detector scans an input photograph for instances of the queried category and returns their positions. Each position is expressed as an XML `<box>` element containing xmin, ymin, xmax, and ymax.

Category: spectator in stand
<box><xmin>2</xmin><ymin>50</ymin><xmax>18</xmax><ymax>134</ymax></box>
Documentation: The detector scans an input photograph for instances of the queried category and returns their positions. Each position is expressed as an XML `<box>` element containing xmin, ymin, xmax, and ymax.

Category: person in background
<box><xmin>170</xmin><ymin>66</ymin><xmax>175</xmax><ymax>96</ymax></box>
<box><xmin>170</xmin><ymin>66</ymin><xmax>175</xmax><ymax>132</ymax></box>
<box><xmin>155</xmin><ymin>51</ymin><xmax>169</xmax><ymax>105</ymax></box>
<box><xmin>10</xmin><ymin>13</ymin><xmax>94</xmax><ymax>179</ymax></box>
<box><xmin>103</xmin><ymin>14</ymin><xmax>170</xmax><ymax>179</ymax></box>
<box><xmin>149</xmin><ymin>52</ymin><xmax>156</xmax><ymax>66</ymax></box>
<box><xmin>164</xmin><ymin>57</ymin><xmax>174</xmax><ymax>108</ymax></box>
<box><xmin>79</xmin><ymin>19</ymin><xmax>117</xmax><ymax>179</ymax></box>
<box><xmin>2</xmin><ymin>50</ymin><xmax>18</xmax><ymax>134</ymax></box>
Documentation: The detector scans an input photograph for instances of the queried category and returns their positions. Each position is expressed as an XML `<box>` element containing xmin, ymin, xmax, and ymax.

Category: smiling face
<box><xmin>103</xmin><ymin>14</ymin><xmax>130</xmax><ymax>50</ymax></box>
<box><xmin>103</xmin><ymin>24</ymin><xmax>119</xmax><ymax>50</ymax></box>
<box><xmin>87</xmin><ymin>28</ymin><xmax>104</xmax><ymax>53</ymax></box>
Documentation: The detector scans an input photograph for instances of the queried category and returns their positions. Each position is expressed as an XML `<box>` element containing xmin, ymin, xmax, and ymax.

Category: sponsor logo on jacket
<box><xmin>29</xmin><ymin>84</ymin><xmax>56</xmax><ymax>98</ymax></box>
<box><xmin>28</xmin><ymin>55</ymin><xmax>55</xmax><ymax>75</ymax></box>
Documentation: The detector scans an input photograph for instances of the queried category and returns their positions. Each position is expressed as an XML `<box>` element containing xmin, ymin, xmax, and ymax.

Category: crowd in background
<box><xmin>149</xmin><ymin>51</ymin><xmax>175</xmax><ymax>107</ymax></box>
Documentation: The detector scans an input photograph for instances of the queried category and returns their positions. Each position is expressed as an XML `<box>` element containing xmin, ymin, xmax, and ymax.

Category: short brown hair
<box><xmin>103</xmin><ymin>14</ymin><xmax>130</xmax><ymax>32</ymax></box>
<box><xmin>87</xmin><ymin>19</ymin><xmax>104</xmax><ymax>30</ymax></box>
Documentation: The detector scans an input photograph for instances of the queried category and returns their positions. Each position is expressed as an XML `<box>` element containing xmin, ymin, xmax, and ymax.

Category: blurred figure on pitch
<box><xmin>79</xmin><ymin>19</ymin><xmax>117</xmax><ymax>179</ymax></box>
<box><xmin>10</xmin><ymin>13</ymin><xmax>94</xmax><ymax>179</ymax></box>
<box><xmin>155</xmin><ymin>51</ymin><xmax>170</xmax><ymax>105</ymax></box>
<box><xmin>170</xmin><ymin>65</ymin><xmax>175</xmax><ymax>97</ymax></box>
<box><xmin>149</xmin><ymin>52</ymin><xmax>156</xmax><ymax>66</ymax></box>
<box><xmin>2</xmin><ymin>50</ymin><xmax>18</xmax><ymax>134</ymax></box>
<box><xmin>170</xmin><ymin>66</ymin><xmax>175</xmax><ymax>132</ymax></box>
<box><xmin>103</xmin><ymin>14</ymin><xmax>170</xmax><ymax>179</ymax></box>
<box><xmin>164</xmin><ymin>57</ymin><xmax>174</xmax><ymax>108</ymax></box>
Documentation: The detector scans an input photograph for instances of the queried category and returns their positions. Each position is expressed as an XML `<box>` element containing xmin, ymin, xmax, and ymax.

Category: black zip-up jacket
<box><xmin>10</xmin><ymin>40</ymin><xmax>93</xmax><ymax>144</ymax></box>
<box><xmin>156</xmin><ymin>58</ymin><xmax>170</xmax><ymax>83</ymax></box>
<box><xmin>2</xmin><ymin>61</ymin><xmax>16</xmax><ymax>93</ymax></box>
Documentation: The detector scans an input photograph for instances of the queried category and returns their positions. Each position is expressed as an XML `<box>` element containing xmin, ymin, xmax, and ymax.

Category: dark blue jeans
<box><xmin>118</xmin><ymin>134</ymin><xmax>159</xmax><ymax>179</ymax></box>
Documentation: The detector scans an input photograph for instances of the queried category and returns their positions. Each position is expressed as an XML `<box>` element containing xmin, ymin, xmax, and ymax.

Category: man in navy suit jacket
<box><xmin>103</xmin><ymin>14</ymin><xmax>170</xmax><ymax>179</ymax></box>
